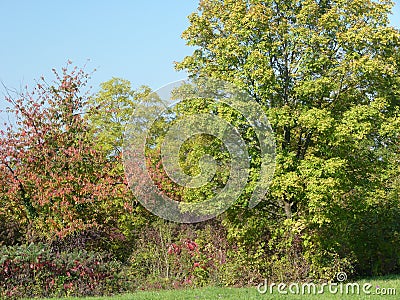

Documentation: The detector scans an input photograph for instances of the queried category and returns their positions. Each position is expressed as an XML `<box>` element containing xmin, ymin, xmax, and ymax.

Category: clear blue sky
<box><xmin>0</xmin><ymin>0</ymin><xmax>399</xmax><ymax>125</ymax></box>
<box><xmin>0</xmin><ymin>1</ymin><xmax>199</xmax><ymax>91</ymax></box>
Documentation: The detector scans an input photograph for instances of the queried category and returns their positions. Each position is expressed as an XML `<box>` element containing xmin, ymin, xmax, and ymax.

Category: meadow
<box><xmin>31</xmin><ymin>276</ymin><xmax>399</xmax><ymax>300</ymax></box>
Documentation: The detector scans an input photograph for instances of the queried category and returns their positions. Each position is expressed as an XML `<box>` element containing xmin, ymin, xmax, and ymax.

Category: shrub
<box><xmin>0</xmin><ymin>243</ymin><xmax>125</xmax><ymax>299</ymax></box>
<box><xmin>127</xmin><ymin>219</ymin><xmax>230</xmax><ymax>290</ymax></box>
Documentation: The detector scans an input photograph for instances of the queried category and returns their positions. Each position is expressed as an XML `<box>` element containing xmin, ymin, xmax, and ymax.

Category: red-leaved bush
<box><xmin>0</xmin><ymin>243</ymin><xmax>124</xmax><ymax>299</ymax></box>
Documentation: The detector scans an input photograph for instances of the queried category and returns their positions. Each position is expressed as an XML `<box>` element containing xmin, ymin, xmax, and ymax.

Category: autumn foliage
<box><xmin>0</xmin><ymin>64</ymin><xmax>132</xmax><ymax>241</ymax></box>
<box><xmin>1</xmin><ymin>0</ymin><xmax>400</xmax><ymax>294</ymax></box>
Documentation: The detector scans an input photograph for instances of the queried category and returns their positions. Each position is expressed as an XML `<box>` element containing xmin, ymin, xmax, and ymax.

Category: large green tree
<box><xmin>176</xmin><ymin>0</ymin><xmax>400</xmax><ymax>277</ymax></box>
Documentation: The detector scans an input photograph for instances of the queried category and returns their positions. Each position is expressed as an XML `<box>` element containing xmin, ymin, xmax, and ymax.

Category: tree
<box><xmin>86</xmin><ymin>78</ymin><xmax>151</xmax><ymax>157</ymax></box>
<box><xmin>0</xmin><ymin>64</ymin><xmax>134</xmax><ymax>244</ymax></box>
<box><xmin>176</xmin><ymin>0</ymin><xmax>400</xmax><ymax>277</ymax></box>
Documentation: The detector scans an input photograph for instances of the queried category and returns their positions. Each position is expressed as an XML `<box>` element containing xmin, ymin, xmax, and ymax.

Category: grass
<box><xmin>30</xmin><ymin>275</ymin><xmax>399</xmax><ymax>300</ymax></box>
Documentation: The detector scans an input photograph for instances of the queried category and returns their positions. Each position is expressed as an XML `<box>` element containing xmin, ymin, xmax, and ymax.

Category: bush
<box><xmin>0</xmin><ymin>243</ymin><xmax>125</xmax><ymax>299</ymax></box>
<box><xmin>126</xmin><ymin>219</ymin><xmax>230</xmax><ymax>290</ymax></box>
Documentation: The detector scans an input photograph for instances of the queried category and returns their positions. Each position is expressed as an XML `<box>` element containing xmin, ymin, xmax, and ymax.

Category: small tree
<box><xmin>0</xmin><ymin>63</ymin><xmax>134</xmax><ymax>244</ymax></box>
<box><xmin>86</xmin><ymin>78</ymin><xmax>151</xmax><ymax>157</ymax></box>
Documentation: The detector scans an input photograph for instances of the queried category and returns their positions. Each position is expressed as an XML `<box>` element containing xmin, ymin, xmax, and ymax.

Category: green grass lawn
<box><xmin>30</xmin><ymin>276</ymin><xmax>399</xmax><ymax>300</ymax></box>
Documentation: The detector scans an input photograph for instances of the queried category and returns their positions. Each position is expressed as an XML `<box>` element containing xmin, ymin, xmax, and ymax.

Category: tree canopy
<box><xmin>176</xmin><ymin>0</ymin><xmax>400</xmax><ymax>277</ymax></box>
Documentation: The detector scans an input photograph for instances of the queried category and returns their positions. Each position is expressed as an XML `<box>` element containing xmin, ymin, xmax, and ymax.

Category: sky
<box><xmin>0</xmin><ymin>0</ymin><xmax>399</xmax><ymax>125</ymax></box>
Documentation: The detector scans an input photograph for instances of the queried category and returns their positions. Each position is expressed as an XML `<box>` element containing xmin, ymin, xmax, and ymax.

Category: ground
<box><xmin>31</xmin><ymin>275</ymin><xmax>399</xmax><ymax>300</ymax></box>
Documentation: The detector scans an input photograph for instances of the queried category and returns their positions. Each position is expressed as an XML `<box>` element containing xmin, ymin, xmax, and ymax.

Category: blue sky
<box><xmin>0</xmin><ymin>1</ymin><xmax>198</xmax><ymax>91</ymax></box>
<box><xmin>0</xmin><ymin>0</ymin><xmax>399</xmax><ymax>125</ymax></box>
